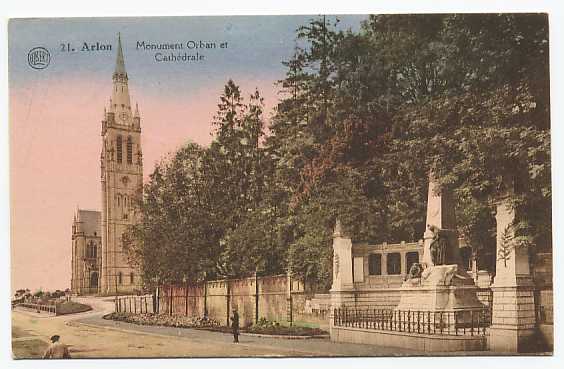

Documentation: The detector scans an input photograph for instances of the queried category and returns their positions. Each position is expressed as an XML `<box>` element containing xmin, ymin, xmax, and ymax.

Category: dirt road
<box><xmin>12</xmin><ymin>296</ymin><xmax>420</xmax><ymax>358</ymax></box>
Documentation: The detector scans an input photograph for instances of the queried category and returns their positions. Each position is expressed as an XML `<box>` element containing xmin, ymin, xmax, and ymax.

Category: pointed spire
<box><xmin>114</xmin><ymin>32</ymin><xmax>127</xmax><ymax>77</ymax></box>
<box><xmin>134</xmin><ymin>102</ymin><xmax>139</xmax><ymax>117</ymax></box>
<box><xmin>110</xmin><ymin>33</ymin><xmax>132</xmax><ymax>123</ymax></box>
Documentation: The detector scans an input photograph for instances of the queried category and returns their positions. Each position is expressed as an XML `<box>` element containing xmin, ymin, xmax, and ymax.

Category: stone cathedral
<box><xmin>71</xmin><ymin>35</ymin><xmax>143</xmax><ymax>295</ymax></box>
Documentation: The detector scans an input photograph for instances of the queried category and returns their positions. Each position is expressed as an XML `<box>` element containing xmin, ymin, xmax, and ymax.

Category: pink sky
<box><xmin>10</xmin><ymin>72</ymin><xmax>279</xmax><ymax>292</ymax></box>
<box><xmin>8</xmin><ymin>15</ymin><xmax>366</xmax><ymax>293</ymax></box>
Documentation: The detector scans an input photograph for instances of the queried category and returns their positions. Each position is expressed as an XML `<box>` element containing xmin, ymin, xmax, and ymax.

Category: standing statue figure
<box><xmin>428</xmin><ymin>225</ymin><xmax>448</xmax><ymax>265</ymax></box>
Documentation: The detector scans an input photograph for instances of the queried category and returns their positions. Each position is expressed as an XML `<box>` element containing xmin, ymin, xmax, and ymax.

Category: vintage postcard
<box><xmin>9</xmin><ymin>14</ymin><xmax>553</xmax><ymax>359</ymax></box>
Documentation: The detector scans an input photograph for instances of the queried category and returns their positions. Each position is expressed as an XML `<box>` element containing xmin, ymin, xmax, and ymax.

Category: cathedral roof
<box><xmin>76</xmin><ymin>209</ymin><xmax>101</xmax><ymax>236</ymax></box>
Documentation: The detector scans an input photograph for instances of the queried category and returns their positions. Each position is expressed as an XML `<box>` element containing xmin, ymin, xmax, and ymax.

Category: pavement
<box><xmin>10</xmin><ymin>295</ymin><xmax>432</xmax><ymax>358</ymax></box>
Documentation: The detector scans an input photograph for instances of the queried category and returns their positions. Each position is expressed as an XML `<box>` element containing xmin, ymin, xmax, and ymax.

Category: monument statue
<box><xmin>428</xmin><ymin>225</ymin><xmax>448</xmax><ymax>265</ymax></box>
<box><xmin>396</xmin><ymin>170</ymin><xmax>483</xmax><ymax>313</ymax></box>
<box><xmin>404</xmin><ymin>262</ymin><xmax>423</xmax><ymax>285</ymax></box>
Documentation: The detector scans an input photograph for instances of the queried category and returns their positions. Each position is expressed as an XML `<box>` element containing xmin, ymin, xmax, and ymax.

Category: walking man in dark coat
<box><xmin>231</xmin><ymin>307</ymin><xmax>240</xmax><ymax>343</ymax></box>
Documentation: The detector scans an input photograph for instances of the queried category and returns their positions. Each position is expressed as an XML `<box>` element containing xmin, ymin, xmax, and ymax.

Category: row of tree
<box><xmin>124</xmin><ymin>14</ymin><xmax>550</xmax><ymax>291</ymax></box>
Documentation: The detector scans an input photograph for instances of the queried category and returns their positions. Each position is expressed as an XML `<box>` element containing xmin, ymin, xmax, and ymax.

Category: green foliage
<box><xmin>276</xmin><ymin>14</ymin><xmax>549</xmax><ymax>286</ymax></box>
<box><xmin>127</xmin><ymin>14</ymin><xmax>550</xmax><ymax>291</ymax></box>
<box><xmin>55</xmin><ymin>301</ymin><xmax>92</xmax><ymax>315</ymax></box>
<box><xmin>104</xmin><ymin>312</ymin><xmax>221</xmax><ymax>328</ymax></box>
<box><xmin>33</xmin><ymin>290</ymin><xmax>44</xmax><ymax>298</ymax></box>
<box><xmin>497</xmin><ymin>225</ymin><xmax>514</xmax><ymax>268</ymax></box>
<box><xmin>125</xmin><ymin>80</ymin><xmax>284</xmax><ymax>283</ymax></box>
<box><xmin>253</xmin><ymin>317</ymin><xmax>280</xmax><ymax>329</ymax></box>
<box><xmin>247</xmin><ymin>318</ymin><xmax>327</xmax><ymax>336</ymax></box>
<box><xmin>123</xmin><ymin>142</ymin><xmax>216</xmax><ymax>285</ymax></box>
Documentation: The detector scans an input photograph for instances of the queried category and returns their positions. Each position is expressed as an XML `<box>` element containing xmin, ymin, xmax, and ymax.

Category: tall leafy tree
<box><xmin>126</xmin><ymin>14</ymin><xmax>550</xmax><ymax>290</ymax></box>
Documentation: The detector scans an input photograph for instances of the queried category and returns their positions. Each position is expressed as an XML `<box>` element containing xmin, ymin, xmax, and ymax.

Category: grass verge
<box><xmin>56</xmin><ymin>301</ymin><xmax>92</xmax><ymax>315</ymax></box>
<box><xmin>103</xmin><ymin>312</ymin><xmax>328</xmax><ymax>336</ymax></box>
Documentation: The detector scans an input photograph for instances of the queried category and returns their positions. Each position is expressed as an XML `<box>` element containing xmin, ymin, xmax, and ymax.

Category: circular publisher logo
<box><xmin>27</xmin><ymin>47</ymin><xmax>51</xmax><ymax>70</ymax></box>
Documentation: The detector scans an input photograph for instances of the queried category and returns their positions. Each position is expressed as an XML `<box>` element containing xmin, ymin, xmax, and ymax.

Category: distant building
<box><xmin>71</xmin><ymin>34</ymin><xmax>143</xmax><ymax>295</ymax></box>
<box><xmin>71</xmin><ymin>209</ymin><xmax>101</xmax><ymax>295</ymax></box>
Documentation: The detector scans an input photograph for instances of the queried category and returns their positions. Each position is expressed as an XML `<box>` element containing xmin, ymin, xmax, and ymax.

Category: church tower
<box><xmin>100</xmin><ymin>34</ymin><xmax>143</xmax><ymax>294</ymax></box>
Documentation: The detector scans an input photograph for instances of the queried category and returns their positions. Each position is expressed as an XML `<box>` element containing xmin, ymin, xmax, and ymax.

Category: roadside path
<box><xmin>76</xmin><ymin>313</ymin><xmax>422</xmax><ymax>357</ymax></box>
<box><xmin>13</xmin><ymin>295</ymin><xmax>425</xmax><ymax>358</ymax></box>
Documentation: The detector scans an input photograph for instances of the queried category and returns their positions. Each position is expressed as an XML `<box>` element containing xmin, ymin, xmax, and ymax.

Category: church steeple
<box><xmin>110</xmin><ymin>33</ymin><xmax>132</xmax><ymax>124</ymax></box>
<box><xmin>114</xmin><ymin>33</ymin><xmax>127</xmax><ymax>77</ymax></box>
<box><xmin>100</xmin><ymin>32</ymin><xmax>142</xmax><ymax>295</ymax></box>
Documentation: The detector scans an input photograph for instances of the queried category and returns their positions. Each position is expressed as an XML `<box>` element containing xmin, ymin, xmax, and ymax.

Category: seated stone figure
<box><xmin>428</xmin><ymin>225</ymin><xmax>448</xmax><ymax>265</ymax></box>
<box><xmin>403</xmin><ymin>262</ymin><xmax>424</xmax><ymax>286</ymax></box>
<box><xmin>405</xmin><ymin>262</ymin><xmax>423</xmax><ymax>281</ymax></box>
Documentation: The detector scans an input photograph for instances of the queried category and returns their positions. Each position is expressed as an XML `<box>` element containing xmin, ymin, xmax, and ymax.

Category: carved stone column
<box><xmin>489</xmin><ymin>196</ymin><xmax>536</xmax><ymax>352</ymax></box>
<box><xmin>329</xmin><ymin>219</ymin><xmax>355</xmax><ymax>337</ymax></box>
<box><xmin>330</xmin><ymin>219</ymin><xmax>354</xmax><ymax>293</ymax></box>
<box><xmin>400</xmin><ymin>251</ymin><xmax>406</xmax><ymax>275</ymax></box>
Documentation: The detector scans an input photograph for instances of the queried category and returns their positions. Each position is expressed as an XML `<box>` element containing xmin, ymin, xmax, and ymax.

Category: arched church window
<box><xmin>127</xmin><ymin>136</ymin><xmax>133</xmax><ymax>164</ymax></box>
<box><xmin>90</xmin><ymin>272</ymin><xmax>98</xmax><ymax>289</ymax></box>
<box><xmin>116</xmin><ymin>135</ymin><xmax>123</xmax><ymax>163</ymax></box>
<box><xmin>130</xmin><ymin>272</ymin><xmax>134</xmax><ymax>284</ymax></box>
<box><xmin>86</xmin><ymin>241</ymin><xmax>95</xmax><ymax>258</ymax></box>
<box><xmin>118</xmin><ymin>272</ymin><xmax>123</xmax><ymax>285</ymax></box>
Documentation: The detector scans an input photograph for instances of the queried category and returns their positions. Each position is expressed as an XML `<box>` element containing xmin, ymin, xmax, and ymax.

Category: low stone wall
<box><xmin>331</xmin><ymin>288</ymin><xmax>403</xmax><ymax>310</ymax></box>
<box><xmin>331</xmin><ymin>325</ymin><xmax>486</xmax><ymax>352</ymax></box>
<box><xmin>293</xmin><ymin>292</ymin><xmax>330</xmax><ymax>329</ymax></box>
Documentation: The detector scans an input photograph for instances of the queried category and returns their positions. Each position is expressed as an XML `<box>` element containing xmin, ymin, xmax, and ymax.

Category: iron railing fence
<box><xmin>476</xmin><ymin>287</ymin><xmax>493</xmax><ymax>307</ymax></box>
<box><xmin>14</xmin><ymin>302</ymin><xmax>57</xmax><ymax>315</ymax></box>
<box><xmin>534</xmin><ymin>288</ymin><xmax>553</xmax><ymax>324</ymax></box>
<box><xmin>115</xmin><ymin>295</ymin><xmax>154</xmax><ymax>314</ymax></box>
<box><xmin>333</xmin><ymin>307</ymin><xmax>490</xmax><ymax>336</ymax></box>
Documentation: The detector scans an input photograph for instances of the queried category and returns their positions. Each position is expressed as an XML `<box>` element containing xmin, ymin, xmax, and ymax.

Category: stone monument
<box><xmin>489</xmin><ymin>193</ymin><xmax>536</xmax><ymax>352</ymax></box>
<box><xmin>395</xmin><ymin>171</ymin><xmax>483</xmax><ymax>312</ymax></box>
<box><xmin>329</xmin><ymin>219</ymin><xmax>355</xmax><ymax>308</ymax></box>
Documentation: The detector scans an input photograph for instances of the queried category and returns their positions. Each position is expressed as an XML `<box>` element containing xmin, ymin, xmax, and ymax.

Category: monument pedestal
<box><xmin>489</xmin><ymin>280</ymin><xmax>536</xmax><ymax>352</ymax></box>
<box><xmin>396</xmin><ymin>264</ymin><xmax>484</xmax><ymax>312</ymax></box>
<box><xmin>489</xmin><ymin>197</ymin><xmax>537</xmax><ymax>353</ymax></box>
<box><xmin>329</xmin><ymin>220</ymin><xmax>358</xmax><ymax>337</ymax></box>
<box><xmin>396</xmin><ymin>172</ymin><xmax>485</xmax><ymax>326</ymax></box>
<box><xmin>329</xmin><ymin>220</ymin><xmax>356</xmax><ymax>314</ymax></box>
